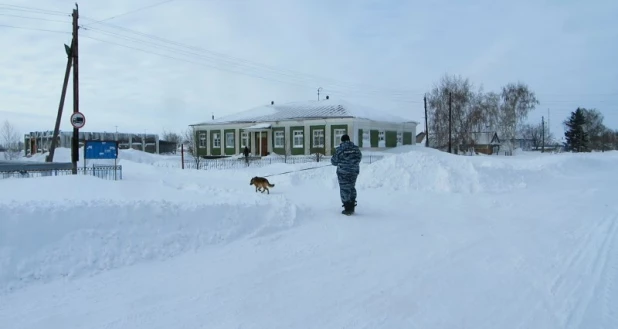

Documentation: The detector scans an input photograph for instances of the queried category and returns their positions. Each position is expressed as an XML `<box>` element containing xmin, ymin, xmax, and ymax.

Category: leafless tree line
<box><xmin>426</xmin><ymin>74</ymin><xmax>539</xmax><ymax>153</ymax></box>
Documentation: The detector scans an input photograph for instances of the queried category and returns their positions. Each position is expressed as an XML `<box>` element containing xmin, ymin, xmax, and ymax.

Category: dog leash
<box><xmin>262</xmin><ymin>164</ymin><xmax>332</xmax><ymax>178</ymax></box>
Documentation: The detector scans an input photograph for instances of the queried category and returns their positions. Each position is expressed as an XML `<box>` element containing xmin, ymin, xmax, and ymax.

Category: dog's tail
<box><xmin>268</xmin><ymin>183</ymin><xmax>275</xmax><ymax>187</ymax></box>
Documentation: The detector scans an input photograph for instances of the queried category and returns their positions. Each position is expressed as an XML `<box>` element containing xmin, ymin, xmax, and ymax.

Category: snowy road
<box><xmin>1</xmin><ymin>148</ymin><xmax>618</xmax><ymax>328</ymax></box>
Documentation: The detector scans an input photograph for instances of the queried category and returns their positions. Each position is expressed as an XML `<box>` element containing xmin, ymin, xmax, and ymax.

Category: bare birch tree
<box><xmin>1</xmin><ymin>120</ymin><xmax>21</xmax><ymax>160</ymax></box>
<box><xmin>182</xmin><ymin>127</ymin><xmax>201</xmax><ymax>169</ymax></box>
<box><xmin>498</xmin><ymin>82</ymin><xmax>539</xmax><ymax>151</ymax></box>
<box><xmin>580</xmin><ymin>108</ymin><xmax>607</xmax><ymax>150</ymax></box>
<box><xmin>426</xmin><ymin>74</ymin><xmax>499</xmax><ymax>152</ymax></box>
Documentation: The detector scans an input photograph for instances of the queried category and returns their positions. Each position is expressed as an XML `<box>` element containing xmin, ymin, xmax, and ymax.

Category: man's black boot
<box><xmin>341</xmin><ymin>201</ymin><xmax>353</xmax><ymax>215</ymax></box>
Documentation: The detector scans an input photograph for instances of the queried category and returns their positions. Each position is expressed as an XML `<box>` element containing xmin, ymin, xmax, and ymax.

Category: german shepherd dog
<box><xmin>250</xmin><ymin>176</ymin><xmax>275</xmax><ymax>194</ymax></box>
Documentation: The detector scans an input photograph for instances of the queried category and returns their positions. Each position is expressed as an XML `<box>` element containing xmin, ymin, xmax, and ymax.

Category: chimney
<box><xmin>271</xmin><ymin>101</ymin><xmax>274</xmax><ymax>105</ymax></box>
<box><xmin>212</xmin><ymin>114</ymin><xmax>214</xmax><ymax>120</ymax></box>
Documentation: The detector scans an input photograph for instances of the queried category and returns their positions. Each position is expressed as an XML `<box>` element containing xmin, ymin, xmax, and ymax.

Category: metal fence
<box><xmin>163</xmin><ymin>154</ymin><xmax>385</xmax><ymax>170</ymax></box>
<box><xmin>0</xmin><ymin>164</ymin><xmax>122</xmax><ymax>180</ymax></box>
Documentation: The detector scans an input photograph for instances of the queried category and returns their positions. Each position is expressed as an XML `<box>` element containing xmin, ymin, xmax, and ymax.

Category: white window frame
<box><xmin>378</xmin><ymin>131</ymin><xmax>385</xmax><ymax>141</ymax></box>
<box><xmin>213</xmin><ymin>133</ymin><xmax>221</xmax><ymax>148</ymax></box>
<box><xmin>225</xmin><ymin>132</ymin><xmax>235</xmax><ymax>149</ymax></box>
<box><xmin>312</xmin><ymin>129</ymin><xmax>325</xmax><ymax>148</ymax></box>
<box><xmin>198</xmin><ymin>133</ymin><xmax>206</xmax><ymax>148</ymax></box>
<box><xmin>333</xmin><ymin>128</ymin><xmax>346</xmax><ymax>145</ymax></box>
<box><xmin>274</xmin><ymin>131</ymin><xmax>285</xmax><ymax>148</ymax></box>
<box><xmin>293</xmin><ymin>130</ymin><xmax>304</xmax><ymax>148</ymax></box>
<box><xmin>241</xmin><ymin>132</ymin><xmax>249</xmax><ymax>148</ymax></box>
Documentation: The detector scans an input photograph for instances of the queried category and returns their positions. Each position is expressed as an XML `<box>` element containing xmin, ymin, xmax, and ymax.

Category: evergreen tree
<box><xmin>564</xmin><ymin>108</ymin><xmax>589</xmax><ymax>152</ymax></box>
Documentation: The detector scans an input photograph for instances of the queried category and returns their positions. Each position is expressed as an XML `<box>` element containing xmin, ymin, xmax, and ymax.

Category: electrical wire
<box><xmin>0</xmin><ymin>3</ymin><xmax>69</xmax><ymax>16</ymax></box>
<box><xmin>1</xmin><ymin>3</ymin><xmax>616</xmax><ymax>109</ymax></box>
<box><xmin>81</xmin><ymin>0</ymin><xmax>179</xmax><ymax>27</ymax></box>
<box><xmin>0</xmin><ymin>23</ymin><xmax>70</xmax><ymax>34</ymax></box>
<box><xmin>81</xmin><ymin>26</ymin><xmax>421</xmax><ymax>100</ymax></box>
<box><xmin>79</xmin><ymin>34</ymin><xmax>423</xmax><ymax>103</ymax></box>
<box><xmin>0</xmin><ymin>12</ymin><xmax>71</xmax><ymax>23</ymax></box>
<box><xmin>78</xmin><ymin>17</ymin><xmax>427</xmax><ymax>97</ymax></box>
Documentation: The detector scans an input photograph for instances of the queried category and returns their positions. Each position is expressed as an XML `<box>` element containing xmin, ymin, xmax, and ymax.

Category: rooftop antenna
<box><xmin>317</xmin><ymin>87</ymin><xmax>323</xmax><ymax>101</ymax></box>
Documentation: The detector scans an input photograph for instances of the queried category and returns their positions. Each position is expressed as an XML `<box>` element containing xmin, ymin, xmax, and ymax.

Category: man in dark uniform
<box><xmin>243</xmin><ymin>146</ymin><xmax>250</xmax><ymax>165</ymax></box>
<box><xmin>330</xmin><ymin>134</ymin><xmax>362</xmax><ymax>215</ymax></box>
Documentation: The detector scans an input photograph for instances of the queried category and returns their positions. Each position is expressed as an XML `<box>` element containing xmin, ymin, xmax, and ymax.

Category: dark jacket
<box><xmin>330</xmin><ymin>141</ymin><xmax>362</xmax><ymax>175</ymax></box>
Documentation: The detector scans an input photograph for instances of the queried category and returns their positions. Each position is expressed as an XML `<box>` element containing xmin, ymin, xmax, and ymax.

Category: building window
<box><xmin>378</xmin><ymin>131</ymin><xmax>385</xmax><ymax>141</ymax></box>
<box><xmin>293</xmin><ymin>130</ymin><xmax>304</xmax><ymax>148</ymax></box>
<box><xmin>198</xmin><ymin>133</ymin><xmax>206</xmax><ymax>148</ymax></box>
<box><xmin>213</xmin><ymin>133</ymin><xmax>221</xmax><ymax>148</ymax></box>
<box><xmin>313</xmin><ymin>129</ymin><xmax>324</xmax><ymax>148</ymax></box>
<box><xmin>274</xmin><ymin>131</ymin><xmax>284</xmax><ymax>148</ymax></box>
<box><xmin>397</xmin><ymin>132</ymin><xmax>403</xmax><ymax>145</ymax></box>
<box><xmin>241</xmin><ymin>132</ymin><xmax>248</xmax><ymax>148</ymax></box>
<box><xmin>225</xmin><ymin>132</ymin><xmax>235</xmax><ymax>148</ymax></box>
<box><xmin>333</xmin><ymin>128</ymin><xmax>346</xmax><ymax>145</ymax></box>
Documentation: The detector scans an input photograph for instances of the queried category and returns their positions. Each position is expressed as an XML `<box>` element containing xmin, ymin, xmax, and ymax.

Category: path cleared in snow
<box><xmin>1</xmin><ymin>147</ymin><xmax>617</xmax><ymax>328</ymax></box>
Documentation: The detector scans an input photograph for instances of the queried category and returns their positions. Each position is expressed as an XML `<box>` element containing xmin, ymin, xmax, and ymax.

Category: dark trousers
<box><xmin>337</xmin><ymin>172</ymin><xmax>358</xmax><ymax>204</ymax></box>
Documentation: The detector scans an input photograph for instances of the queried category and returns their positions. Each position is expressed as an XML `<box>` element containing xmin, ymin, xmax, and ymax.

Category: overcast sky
<box><xmin>1</xmin><ymin>0</ymin><xmax>616</xmax><ymax>140</ymax></box>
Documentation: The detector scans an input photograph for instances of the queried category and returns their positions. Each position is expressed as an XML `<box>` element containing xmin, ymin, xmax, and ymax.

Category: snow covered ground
<box><xmin>1</xmin><ymin>146</ymin><xmax>617</xmax><ymax>329</ymax></box>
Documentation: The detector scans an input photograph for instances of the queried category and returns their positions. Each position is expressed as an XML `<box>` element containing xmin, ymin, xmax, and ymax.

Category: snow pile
<box><xmin>2</xmin><ymin>145</ymin><xmax>618</xmax><ymax>328</ymax></box>
<box><xmin>357</xmin><ymin>148</ymin><xmax>484</xmax><ymax>193</ymax></box>
<box><xmin>0</xmin><ymin>176</ymin><xmax>301</xmax><ymax>294</ymax></box>
<box><xmin>24</xmin><ymin>147</ymin><xmax>183</xmax><ymax>167</ymax></box>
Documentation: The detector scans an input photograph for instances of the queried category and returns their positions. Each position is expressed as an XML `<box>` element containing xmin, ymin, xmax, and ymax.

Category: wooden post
<box><xmin>181</xmin><ymin>143</ymin><xmax>185</xmax><ymax>169</ymax></box>
<box><xmin>424</xmin><ymin>94</ymin><xmax>428</xmax><ymax>147</ymax></box>
<box><xmin>71</xmin><ymin>4</ymin><xmax>80</xmax><ymax>174</ymax></box>
<box><xmin>542</xmin><ymin>116</ymin><xmax>545</xmax><ymax>153</ymax></box>
<box><xmin>448</xmin><ymin>92</ymin><xmax>452</xmax><ymax>154</ymax></box>
<box><xmin>47</xmin><ymin>42</ymin><xmax>73</xmax><ymax>163</ymax></box>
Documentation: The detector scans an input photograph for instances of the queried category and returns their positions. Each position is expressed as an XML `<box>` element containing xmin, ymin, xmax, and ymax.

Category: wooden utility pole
<box><xmin>47</xmin><ymin>42</ymin><xmax>73</xmax><ymax>163</ymax></box>
<box><xmin>424</xmin><ymin>94</ymin><xmax>428</xmax><ymax>147</ymax></box>
<box><xmin>542</xmin><ymin>116</ymin><xmax>545</xmax><ymax>153</ymax></box>
<box><xmin>71</xmin><ymin>4</ymin><xmax>80</xmax><ymax>174</ymax></box>
<box><xmin>448</xmin><ymin>92</ymin><xmax>452</xmax><ymax>153</ymax></box>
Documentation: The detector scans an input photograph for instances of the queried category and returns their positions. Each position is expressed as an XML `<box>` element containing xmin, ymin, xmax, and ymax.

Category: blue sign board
<box><xmin>84</xmin><ymin>141</ymin><xmax>118</xmax><ymax>160</ymax></box>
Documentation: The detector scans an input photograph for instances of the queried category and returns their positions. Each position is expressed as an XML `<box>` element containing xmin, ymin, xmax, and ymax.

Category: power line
<box><xmin>0</xmin><ymin>12</ymin><xmax>71</xmax><ymax>23</ymax></box>
<box><xmin>2</xmin><ymin>3</ymin><xmax>617</xmax><ymax>107</ymax></box>
<box><xmin>0</xmin><ymin>3</ymin><xmax>69</xmax><ymax>16</ymax></box>
<box><xmin>79</xmin><ymin>17</ymin><xmax>426</xmax><ymax>97</ymax></box>
<box><xmin>78</xmin><ymin>34</ymin><xmax>423</xmax><ymax>103</ymax></box>
<box><xmin>0</xmin><ymin>23</ymin><xmax>70</xmax><ymax>34</ymax></box>
<box><xmin>81</xmin><ymin>0</ymin><xmax>178</xmax><ymax>27</ymax></box>
<box><xmin>81</xmin><ymin>27</ymin><xmax>419</xmax><ymax>100</ymax></box>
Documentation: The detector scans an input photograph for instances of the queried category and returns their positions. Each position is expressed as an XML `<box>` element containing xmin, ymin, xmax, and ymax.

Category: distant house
<box><xmin>513</xmin><ymin>137</ymin><xmax>534</xmax><ymax>151</ymax></box>
<box><xmin>189</xmin><ymin>98</ymin><xmax>419</xmax><ymax>157</ymax></box>
<box><xmin>461</xmin><ymin>132</ymin><xmax>501</xmax><ymax>155</ymax></box>
<box><xmin>416</xmin><ymin>132</ymin><xmax>426</xmax><ymax>144</ymax></box>
<box><xmin>23</xmin><ymin>131</ymin><xmax>162</xmax><ymax>156</ymax></box>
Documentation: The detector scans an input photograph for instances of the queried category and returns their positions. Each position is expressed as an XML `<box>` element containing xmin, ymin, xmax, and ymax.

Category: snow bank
<box><xmin>0</xmin><ymin>197</ymin><xmax>300</xmax><ymax>294</ymax></box>
<box><xmin>25</xmin><ymin>147</ymin><xmax>183</xmax><ymax>167</ymax></box>
<box><xmin>357</xmin><ymin>148</ymin><xmax>485</xmax><ymax>193</ymax></box>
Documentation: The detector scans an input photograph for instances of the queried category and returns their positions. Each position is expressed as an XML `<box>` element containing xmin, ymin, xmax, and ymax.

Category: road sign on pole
<box><xmin>70</xmin><ymin>111</ymin><xmax>86</xmax><ymax>129</ymax></box>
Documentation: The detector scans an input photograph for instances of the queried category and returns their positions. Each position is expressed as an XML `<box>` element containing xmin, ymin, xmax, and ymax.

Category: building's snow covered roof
<box><xmin>191</xmin><ymin>99</ymin><xmax>418</xmax><ymax>126</ymax></box>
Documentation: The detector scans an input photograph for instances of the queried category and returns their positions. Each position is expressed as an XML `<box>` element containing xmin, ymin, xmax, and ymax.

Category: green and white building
<box><xmin>189</xmin><ymin>98</ymin><xmax>419</xmax><ymax>157</ymax></box>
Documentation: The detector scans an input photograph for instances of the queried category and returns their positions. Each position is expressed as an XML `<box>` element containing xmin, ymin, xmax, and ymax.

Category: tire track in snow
<box><xmin>564</xmin><ymin>215</ymin><xmax>618</xmax><ymax>329</ymax></box>
<box><xmin>549</xmin><ymin>215</ymin><xmax>606</xmax><ymax>298</ymax></box>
